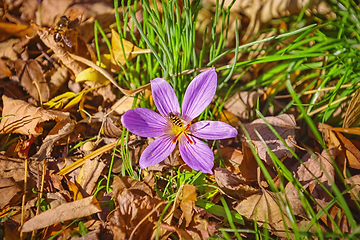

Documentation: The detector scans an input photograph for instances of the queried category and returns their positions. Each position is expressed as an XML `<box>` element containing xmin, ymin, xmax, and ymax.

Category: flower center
<box><xmin>168</xmin><ymin>113</ymin><xmax>193</xmax><ymax>144</ymax></box>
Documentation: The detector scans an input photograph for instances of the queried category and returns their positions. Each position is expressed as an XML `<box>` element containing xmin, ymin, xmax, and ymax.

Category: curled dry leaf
<box><xmin>316</xmin><ymin>198</ymin><xmax>352</xmax><ymax>233</ymax></box>
<box><xmin>108</xmin><ymin>186</ymin><xmax>164</xmax><ymax>239</ymax></box>
<box><xmin>0</xmin><ymin>95</ymin><xmax>70</xmax><ymax>136</ymax></box>
<box><xmin>291</xmin><ymin>149</ymin><xmax>335</xmax><ymax>200</ymax></box>
<box><xmin>223</xmin><ymin>90</ymin><xmax>264</xmax><ymax>120</ymax></box>
<box><xmin>343</xmin><ymin>87</ymin><xmax>360</xmax><ymax>128</ymax></box>
<box><xmin>0</xmin><ymin>178</ymin><xmax>22</xmax><ymax>208</ymax></box>
<box><xmin>345</xmin><ymin>175</ymin><xmax>360</xmax><ymax>202</ymax></box>
<box><xmin>0</xmin><ymin>39</ymin><xmax>21</xmax><ymax>61</ymax></box>
<box><xmin>77</xmin><ymin>157</ymin><xmax>106</xmax><ymax>195</ymax></box>
<box><xmin>214</xmin><ymin>168</ymin><xmax>259</xmax><ymax>200</ymax></box>
<box><xmin>48</xmin><ymin>67</ymin><xmax>69</xmax><ymax>97</ymax></box>
<box><xmin>30</xmin><ymin>22</ymin><xmax>85</xmax><ymax>76</ymax></box>
<box><xmin>180</xmin><ymin>184</ymin><xmax>197</xmax><ymax>227</ymax></box>
<box><xmin>103</xmin><ymin>116</ymin><xmax>122</xmax><ymax>138</ymax></box>
<box><xmin>234</xmin><ymin>187</ymin><xmax>293</xmax><ymax>238</ymax></box>
<box><xmin>205</xmin><ymin>0</ymin><xmax>331</xmax><ymax>40</ymax></box>
<box><xmin>242</xmin><ymin>114</ymin><xmax>297</xmax><ymax>167</ymax></box>
<box><xmin>111</xmin><ymin>29</ymin><xmax>152</xmax><ymax>67</ymax></box>
<box><xmin>14</xmin><ymin>59</ymin><xmax>50</xmax><ymax>103</ymax></box>
<box><xmin>20</xmin><ymin>196</ymin><xmax>101</xmax><ymax>232</ymax></box>
<box><xmin>330</xmin><ymin>130</ymin><xmax>360</xmax><ymax>170</ymax></box>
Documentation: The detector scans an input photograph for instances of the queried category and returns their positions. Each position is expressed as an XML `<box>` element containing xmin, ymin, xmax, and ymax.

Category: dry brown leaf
<box><xmin>234</xmin><ymin>188</ymin><xmax>292</xmax><ymax>238</ymax></box>
<box><xmin>20</xmin><ymin>196</ymin><xmax>101</xmax><ymax>232</ymax></box>
<box><xmin>224</xmin><ymin>90</ymin><xmax>264</xmax><ymax>120</ymax></box>
<box><xmin>0</xmin><ymin>39</ymin><xmax>20</xmax><ymax>61</ymax></box>
<box><xmin>0</xmin><ymin>22</ymin><xmax>33</xmax><ymax>41</ymax></box>
<box><xmin>48</xmin><ymin>67</ymin><xmax>69</xmax><ymax>97</ymax></box>
<box><xmin>242</xmin><ymin>114</ymin><xmax>296</xmax><ymax>167</ymax></box>
<box><xmin>180</xmin><ymin>184</ymin><xmax>197</xmax><ymax>227</ymax></box>
<box><xmin>0</xmin><ymin>95</ymin><xmax>70</xmax><ymax>136</ymax></box>
<box><xmin>158</xmin><ymin>223</ymin><xmax>194</xmax><ymax>240</ymax></box>
<box><xmin>31</xmin><ymin>22</ymin><xmax>85</xmax><ymax>76</ymax></box>
<box><xmin>214</xmin><ymin>168</ymin><xmax>259</xmax><ymax>199</ymax></box>
<box><xmin>0</xmin><ymin>58</ymin><xmax>12</xmax><ymax>77</ymax></box>
<box><xmin>316</xmin><ymin>198</ymin><xmax>351</xmax><ymax>233</ymax></box>
<box><xmin>77</xmin><ymin>157</ymin><xmax>106</xmax><ymax>195</ymax></box>
<box><xmin>216</xmin><ymin>147</ymin><xmax>243</xmax><ymax>174</ymax></box>
<box><xmin>291</xmin><ymin>149</ymin><xmax>335</xmax><ymax>200</ymax></box>
<box><xmin>108</xmin><ymin>188</ymin><xmax>164</xmax><ymax>240</ymax></box>
<box><xmin>240</xmin><ymin>142</ymin><xmax>260</xmax><ymax>181</ymax></box>
<box><xmin>331</xmin><ymin>130</ymin><xmax>360</xmax><ymax>169</ymax></box>
<box><xmin>0</xmin><ymin>178</ymin><xmax>22</xmax><ymax>208</ymax></box>
<box><xmin>102</xmin><ymin>116</ymin><xmax>123</xmax><ymax>138</ymax></box>
<box><xmin>0</xmin><ymin>156</ymin><xmax>28</xmax><ymax>182</ymax></box>
<box><xmin>343</xmin><ymin>87</ymin><xmax>360</xmax><ymax>128</ymax></box>
<box><xmin>277</xmin><ymin>182</ymin><xmax>307</xmax><ymax>217</ymax></box>
<box><xmin>205</xmin><ymin>0</ymin><xmax>331</xmax><ymax>40</ymax></box>
<box><xmin>344</xmin><ymin>175</ymin><xmax>360</xmax><ymax>201</ymax></box>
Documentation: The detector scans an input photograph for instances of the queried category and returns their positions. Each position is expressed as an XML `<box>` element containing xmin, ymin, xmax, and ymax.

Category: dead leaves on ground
<box><xmin>0</xmin><ymin>0</ymin><xmax>359</xmax><ymax>239</ymax></box>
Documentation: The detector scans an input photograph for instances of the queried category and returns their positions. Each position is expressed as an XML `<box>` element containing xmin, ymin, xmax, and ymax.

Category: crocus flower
<box><xmin>121</xmin><ymin>68</ymin><xmax>237</xmax><ymax>173</ymax></box>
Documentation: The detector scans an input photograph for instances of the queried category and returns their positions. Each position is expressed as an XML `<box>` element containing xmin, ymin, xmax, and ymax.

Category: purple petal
<box><xmin>139</xmin><ymin>135</ymin><xmax>176</xmax><ymax>168</ymax></box>
<box><xmin>181</xmin><ymin>68</ymin><xmax>217</xmax><ymax>122</ymax></box>
<box><xmin>190</xmin><ymin>121</ymin><xmax>238</xmax><ymax>140</ymax></box>
<box><xmin>179</xmin><ymin>137</ymin><xmax>214</xmax><ymax>174</ymax></box>
<box><xmin>121</xmin><ymin>108</ymin><xmax>167</xmax><ymax>137</ymax></box>
<box><xmin>151</xmin><ymin>78</ymin><xmax>180</xmax><ymax>117</ymax></box>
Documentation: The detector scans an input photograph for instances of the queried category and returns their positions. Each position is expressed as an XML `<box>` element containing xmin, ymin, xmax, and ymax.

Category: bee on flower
<box><xmin>121</xmin><ymin>68</ymin><xmax>237</xmax><ymax>174</ymax></box>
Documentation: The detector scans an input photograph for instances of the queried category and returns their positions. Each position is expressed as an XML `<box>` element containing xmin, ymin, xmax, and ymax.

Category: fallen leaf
<box><xmin>0</xmin><ymin>58</ymin><xmax>12</xmax><ymax>77</ymax></box>
<box><xmin>343</xmin><ymin>87</ymin><xmax>360</xmax><ymax>128</ymax></box>
<box><xmin>48</xmin><ymin>67</ymin><xmax>69</xmax><ymax>97</ymax></box>
<box><xmin>242</xmin><ymin>114</ymin><xmax>297</xmax><ymax>167</ymax></box>
<box><xmin>111</xmin><ymin>29</ymin><xmax>152</xmax><ymax>67</ymax></box>
<box><xmin>0</xmin><ymin>95</ymin><xmax>70</xmax><ymax>136</ymax></box>
<box><xmin>316</xmin><ymin>198</ymin><xmax>351</xmax><ymax>233</ymax></box>
<box><xmin>20</xmin><ymin>196</ymin><xmax>101</xmax><ymax>232</ymax></box>
<box><xmin>30</xmin><ymin>116</ymin><xmax>75</xmax><ymax>161</ymax></box>
<box><xmin>108</xmin><ymin>187</ymin><xmax>164</xmax><ymax>239</ymax></box>
<box><xmin>77</xmin><ymin>157</ymin><xmax>106</xmax><ymax>195</ymax></box>
<box><xmin>344</xmin><ymin>175</ymin><xmax>360</xmax><ymax>201</ymax></box>
<box><xmin>0</xmin><ymin>22</ymin><xmax>34</xmax><ymax>41</ymax></box>
<box><xmin>277</xmin><ymin>182</ymin><xmax>307</xmax><ymax>217</ymax></box>
<box><xmin>291</xmin><ymin>149</ymin><xmax>335</xmax><ymax>200</ymax></box>
<box><xmin>75</xmin><ymin>67</ymin><xmax>109</xmax><ymax>84</ymax></box>
<box><xmin>331</xmin><ymin>130</ymin><xmax>360</xmax><ymax>169</ymax></box>
<box><xmin>0</xmin><ymin>178</ymin><xmax>22</xmax><ymax>208</ymax></box>
<box><xmin>180</xmin><ymin>184</ymin><xmax>197</xmax><ymax>227</ymax></box>
<box><xmin>14</xmin><ymin>59</ymin><xmax>50</xmax><ymax>102</ymax></box>
<box><xmin>224</xmin><ymin>90</ymin><xmax>264</xmax><ymax>120</ymax></box>
<box><xmin>102</xmin><ymin>116</ymin><xmax>123</xmax><ymax>138</ymax></box>
<box><xmin>158</xmin><ymin>223</ymin><xmax>194</xmax><ymax>240</ymax></box>
<box><xmin>0</xmin><ymin>39</ymin><xmax>20</xmax><ymax>61</ymax></box>
<box><xmin>234</xmin><ymin>188</ymin><xmax>293</xmax><ymax>238</ymax></box>
<box><xmin>214</xmin><ymin>168</ymin><xmax>259</xmax><ymax>199</ymax></box>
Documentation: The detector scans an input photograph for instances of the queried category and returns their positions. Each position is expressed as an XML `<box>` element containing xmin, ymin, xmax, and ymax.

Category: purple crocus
<box><xmin>121</xmin><ymin>68</ymin><xmax>238</xmax><ymax>173</ymax></box>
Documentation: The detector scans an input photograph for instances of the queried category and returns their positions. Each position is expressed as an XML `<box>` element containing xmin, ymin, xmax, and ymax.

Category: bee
<box><xmin>168</xmin><ymin>112</ymin><xmax>183</xmax><ymax>127</ymax></box>
<box><xmin>54</xmin><ymin>15</ymin><xmax>72</xmax><ymax>48</ymax></box>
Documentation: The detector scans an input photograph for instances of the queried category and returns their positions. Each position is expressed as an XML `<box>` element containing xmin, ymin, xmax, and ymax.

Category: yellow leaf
<box><xmin>63</xmin><ymin>92</ymin><xmax>84</xmax><ymax>111</ymax></box>
<box><xmin>75</xmin><ymin>67</ymin><xmax>110</xmax><ymax>84</ymax></box>
<box><xmin>111</xmin><ymin>29</ymin><xmax>151</xmax><ymax>66</ymax></box>
<box><xmin>43</xmin><ymin>92</ymin><xmax>76</xmax><ymax>109</ymax></box>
